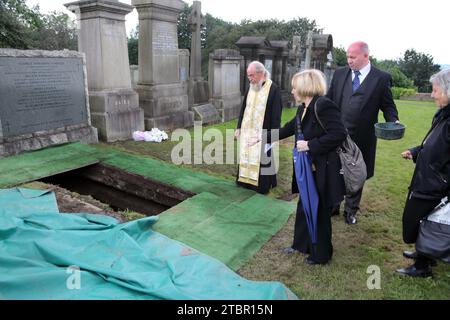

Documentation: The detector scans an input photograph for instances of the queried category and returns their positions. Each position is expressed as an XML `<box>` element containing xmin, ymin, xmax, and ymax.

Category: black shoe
<box><xmin>396</xmin><ymin>264</ymin><xmax>432</xmax><ymax>278</ymax></box>
<box><xmin>331</xmin><ymin>207</ymin><xmax>340</xmax><ymax>216</ymax></box>
<box><xmin>403</xmin><ymin>250</ymin><xmax>418</xmax><ymax>259</ymax></box>
<box><xmin>282</xmin><ymin>247</ymin><xmax>297</xmax><ymax>254</ymax></box>
<box><xmin>344</xmin><ymin>212</ymin><xmax>357</xmax><ymax>225</ymax></box>
<box><xmin>402</xmin><ymin>251</ymin><xmax>437</xmax><ymax>266</ymax></box>
<box><xmin>304</xmin><ymin>256</ymin><xmax>328</xmax><ymax>265</ymax></box>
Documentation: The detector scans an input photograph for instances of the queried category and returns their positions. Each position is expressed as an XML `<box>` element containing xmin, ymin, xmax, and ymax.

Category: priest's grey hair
<box><xmin>248</xmin><ymin>61</ymin><xmax>271</xmax><ymax>80</ymax></box>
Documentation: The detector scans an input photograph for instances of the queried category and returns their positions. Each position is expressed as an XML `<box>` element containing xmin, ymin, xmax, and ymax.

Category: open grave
<box><xmin>40</xmin><ymin>163</ymin><xmax>195</xmax><ymax>217</ymax></box>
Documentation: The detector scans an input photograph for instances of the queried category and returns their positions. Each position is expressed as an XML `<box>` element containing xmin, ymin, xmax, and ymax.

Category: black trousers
<box><xmin>333</xmin><ymin>184</ymin><xmax>364</xmax><ymax>216</ymax></box>
<box><xmin>402</xmin><ymin>192</ymin><xmax>441</xmax><ymax>244</ymax></box>
<box><xmin>292</xmin><ymin>198</ymin><xmax>333</xmax><ymax>263</ymax></box>
<box><xmin>402</xmin><ymin>192</ymin><xmax>441</xmax><ymax>268</ymax></box>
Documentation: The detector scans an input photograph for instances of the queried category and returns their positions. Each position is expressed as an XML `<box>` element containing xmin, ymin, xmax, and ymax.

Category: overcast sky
<box><xmin>26</xmin><ymin>0</ymin><xmax>448</xmax><ymax>65</ymax></box>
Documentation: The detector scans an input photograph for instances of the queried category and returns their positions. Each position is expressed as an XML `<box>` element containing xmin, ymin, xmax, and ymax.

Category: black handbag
<box><xmin>415</xmin><ymin>197</ymin><xmax>450</xmax><ymax>263</ymax></box>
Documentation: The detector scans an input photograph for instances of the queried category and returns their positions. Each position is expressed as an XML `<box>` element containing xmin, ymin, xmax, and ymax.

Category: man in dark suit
<box><xmin>326</xmin><ymin>41</ymin><xmax>400</xmax><ymax>224</ymax></box>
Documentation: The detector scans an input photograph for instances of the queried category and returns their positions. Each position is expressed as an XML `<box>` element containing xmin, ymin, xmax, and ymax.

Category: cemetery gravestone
<box><xmin>208</xmin><ymin>49</ymin><xmax>243</xmax><ymax>121</ymax></box>
<box><xmin>65</xmin><ymin>0</ymin><xmax>144</xmax><ymax>142</ymax></box>
<box><xmin>0</xmin><ymin>49</ymin><xmax>98</xmax><ymax>157</ymax></box>
<box><xmin>132</xmin><ymin>0</ymin><xmax>194</xmax><ymax>130</ymax></box>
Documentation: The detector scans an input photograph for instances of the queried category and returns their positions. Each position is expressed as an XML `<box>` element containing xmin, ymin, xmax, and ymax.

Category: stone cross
<box><xmin>188</xmin><ymin>1</ymin><xmax>206</xmax><ymax>80</ymax></box>
<box><xmin>304</xmin><ymin>31</ymin><xmax>313</xmax><ymax>69</ymax></box>
<box><xmin>289</xmin><ymin>35</ymin><xmax>302</xmax><ymax>68</ymax></box>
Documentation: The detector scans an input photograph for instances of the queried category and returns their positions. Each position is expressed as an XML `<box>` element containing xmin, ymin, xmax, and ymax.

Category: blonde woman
<box><xmin>279</xmin><ymin>70</ymin><xmax>346</xmax><ymax>264</ymax></box>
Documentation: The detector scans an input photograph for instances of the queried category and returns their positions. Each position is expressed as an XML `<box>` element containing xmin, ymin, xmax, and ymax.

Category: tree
<box><xmin>374</xmin><ymin>59</ymin><xmax>415</xmax><ymax>89</ymax></box>
<box><xmin>399</xmin><ymin>49</ymin><xmax>441</xmax><ymax>92</ymax></box>
<box><xmin>200</xmin><ymin>17</ymin><xmax>319</xmax><ymax>78</ymax></box>
<box><xmin>33</xmin><ymin>11</ymin><xmax>77</xmax><ymax>50</ymax></box>
<box><xmin>128</xmin><ymin>27</ymin><xmax>139</xmax><ymax>65</ymax></box>
<box><xmin>177</xmin><ymin>4</ymin><xmax>192</xmax><ymax>49</ymax></box>
<box><xmin>333</xmin><ymin>47</ymin><xmax>347</xmax><ymax>67</ymax></box>
<box><xmin>1</xmin><ymin>1</ymin><xmax>77</xmax><ymax>50</ymax></box>
<box><xmin>0</xmin><ymin>0</ymin><xmax>42</xmax><ymax>49</ymax></box>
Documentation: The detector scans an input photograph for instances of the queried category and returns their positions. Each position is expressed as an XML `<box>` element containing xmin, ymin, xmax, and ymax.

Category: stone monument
<box><xmin>65</xmin><ymin>0</ymin><xmax>144</xmax><ymax>142</ymax></box>
<box><xmin>303</xmin><ymin>32</ymin><xmax>333</xmax><ymax>72</ymax></box>
<box><xmin>187</xmin><ymin>1</ymin><xmax>220</xmax><ymax>124</ymax></box>
<box><xmin>236</xmin><ymin>36</ymin><xmax>290</xmax><ymax>105</ymax></box>
<box><xmin>208</xmin><ymin>49</ymin><xmax>243</xmax><ymax>122</ymax></box>
<box><xmin>0</xmin><ymin>49</ymin><xmax>98</xmax><ymax>157</ymax></box>
<box><xmin>131</xmin><ymin>0</ymin><xmax>193</xmax><ymax>130</ymax></box>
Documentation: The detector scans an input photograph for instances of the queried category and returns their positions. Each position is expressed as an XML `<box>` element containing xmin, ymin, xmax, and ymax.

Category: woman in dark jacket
<box><xmin>397</xmin><ymin>68</ymin><xmax>450</xmax><ymax>277</ymax></box>
<box><xmin>279</xmin><ymin>70</ymin><xmax>347</xmax><ymax>264</ymax></box>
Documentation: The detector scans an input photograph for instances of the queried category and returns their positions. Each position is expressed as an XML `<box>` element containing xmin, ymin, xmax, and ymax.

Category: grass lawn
<box><xmin>104</xmin><ymin>100</ymin><xmax>450</xmax><ymax>299</ymax></box>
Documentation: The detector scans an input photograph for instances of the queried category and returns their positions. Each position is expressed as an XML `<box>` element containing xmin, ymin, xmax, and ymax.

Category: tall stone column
<box><xmin>65</xmin><ymin>0</ymin><xmax>144</xmax><ymax>142</ymax></box>
<box><xmin>132</xmin><ymin>0</ymin><xmax>193</xmax><ymax>130</ymax></box>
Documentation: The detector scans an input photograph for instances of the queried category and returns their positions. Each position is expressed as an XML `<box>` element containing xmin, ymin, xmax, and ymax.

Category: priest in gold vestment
<box><xmin>235</xmin><ymin>61</ymin><xmax>282</xmax><ymax>194</ymax></box>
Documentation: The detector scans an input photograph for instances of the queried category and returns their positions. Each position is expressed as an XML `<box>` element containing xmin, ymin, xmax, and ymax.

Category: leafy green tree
<box><xmin>200</xmin><ymin>17</ymin><xmax>319</xmax><ymax>77</ymax></box>
<box><xmin>399</xmin><ymin>49</ymin><xmax>441</xmax><ymax>92</ymax></box>
<box><xmin>128</xmin><ymin>27</ymin><xmax>139</xmax><ymax>65</ymax></box>
<box><xmin>33</xmin><ymin>11</ymin><xmax>77</xmax><ymax>50</ymax></box>
<box><xmin>1</xmin><ymin>1</ymin><xmax>77</xmax><ymax>50</ymax></box>
<box><xmin>0</xmin><ymin>0</ymin><xmax>42</xmax><ymax>48</ymax></box>
<box><xmin>177</xmin><ymin>3</ymin><xmax>191</xmax><ymax>49</ymax></box>
<box><xmin>374</xmin><ymin>59</ymin><xmax>415</xmax><ymax>89</ymax></box>
<box><xmin>333</xmin><ymin>46</ymin><xmax>347</xmax><ymax>67</ymax></box>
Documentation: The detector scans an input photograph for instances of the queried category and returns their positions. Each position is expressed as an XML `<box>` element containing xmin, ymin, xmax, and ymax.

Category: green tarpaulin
<box><xmin>0</xmin><ymin>143</ymin><xmax>296</xmax><ymax>271</ymax></box>
<box><xmin>0</xmin><ymin>188</ymin><xmax>298</xmax><ymax>300</ymax></box>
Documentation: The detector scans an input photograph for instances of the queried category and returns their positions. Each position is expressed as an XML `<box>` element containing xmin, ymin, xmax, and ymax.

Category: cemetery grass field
<box><xmin>105</xmin><ymin>100</ymin><xmax>450</xmax><ymax>299</ymax></box>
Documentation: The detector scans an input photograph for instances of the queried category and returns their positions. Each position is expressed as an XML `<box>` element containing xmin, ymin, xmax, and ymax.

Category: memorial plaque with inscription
<box><xmin>152</xmin><ymin>22</ymin><xmax>179</xmax><ymax>57</ymax></box>
<box><xmin>0</xmin><ymin>57</ymin><xmax>87</xmax><ymax>137</ymax></box>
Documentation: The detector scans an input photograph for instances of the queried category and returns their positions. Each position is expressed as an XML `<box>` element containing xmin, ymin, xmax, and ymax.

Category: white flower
<box><xmin>133</xmin><ymin>129</ymin><xmax>168</xmax><ymax>143</ymax></box>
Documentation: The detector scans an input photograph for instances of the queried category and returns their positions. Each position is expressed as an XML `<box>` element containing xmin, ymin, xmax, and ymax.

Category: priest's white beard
<box><xmin>250</xmin><ymin>79</ymin><xmax>265</xmax><ymax>92</ymax></box>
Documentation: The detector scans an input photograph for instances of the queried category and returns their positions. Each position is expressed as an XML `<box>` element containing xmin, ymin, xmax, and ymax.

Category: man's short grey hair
<box><xmin>360</xmin><ymin>42</ymin><xmax>369</xmax><ymax>54</ymax></box>
<box><xmin>248</xmin><ymin>61</ymin><xmax>271</xmax><ymax>80</ymax></box>
<box><xmin>430</xmin><ymin>68</ymin><xmax>450</xmax><ymax>99</ymax></box>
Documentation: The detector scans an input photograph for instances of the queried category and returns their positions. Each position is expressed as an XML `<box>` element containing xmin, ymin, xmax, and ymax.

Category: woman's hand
<box><xmin>401</xmin><ymin>150</ymin><xmax>413</xmax><ymax>160</ymax></box>
<box><xmin>247</xmin><ymin>136</ymin><xmax>261</xmax><ymax>147</ymax></box>
<box><xmin>297</xmin><ymin>140</ymin><xmax>309</xmax><ymax>152</ymax></box>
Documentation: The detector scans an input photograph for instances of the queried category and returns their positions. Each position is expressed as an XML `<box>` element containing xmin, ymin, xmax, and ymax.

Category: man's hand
<box><xmin>234</xmin><ymin>129</ymin><xmax>241</xmax><ymax>139</ymax></box>
<box><xmin>297</xmin><ymin>140</ymin><xmax>309</xmax><ymax>152</ymax></box>
<box><xmin>401</xmin><ymin>150</ymin><xmax>413</xmax><ymax>160</ymax></box>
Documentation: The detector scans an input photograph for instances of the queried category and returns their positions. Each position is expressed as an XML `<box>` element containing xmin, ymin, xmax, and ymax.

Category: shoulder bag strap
<box><xmin>313</xmin><ymin>98</ymin><xmax>327</xmax><ymax>133</ymax></box>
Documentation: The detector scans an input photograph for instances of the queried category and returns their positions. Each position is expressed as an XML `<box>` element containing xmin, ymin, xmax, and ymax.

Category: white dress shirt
<box><xmin>352</xmin><ymin>61</ymin><xmax>371</xmax><ymax>85</ymax></box>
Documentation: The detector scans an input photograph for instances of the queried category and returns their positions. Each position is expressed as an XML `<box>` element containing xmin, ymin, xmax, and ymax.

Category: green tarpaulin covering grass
<box><xmin>0</xmin><ymin>188</ymin><xmax>298</xmax><ymax>300</ymax></box>
<box><xmin>0</xmin><ymin>143</ymin><xmax>296</xmax><ymax>272</ymax></box>
<box><xmin>0</xmin><ymin>143</ymin><xmax>104</xmax><ymax>189</ymax></box>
